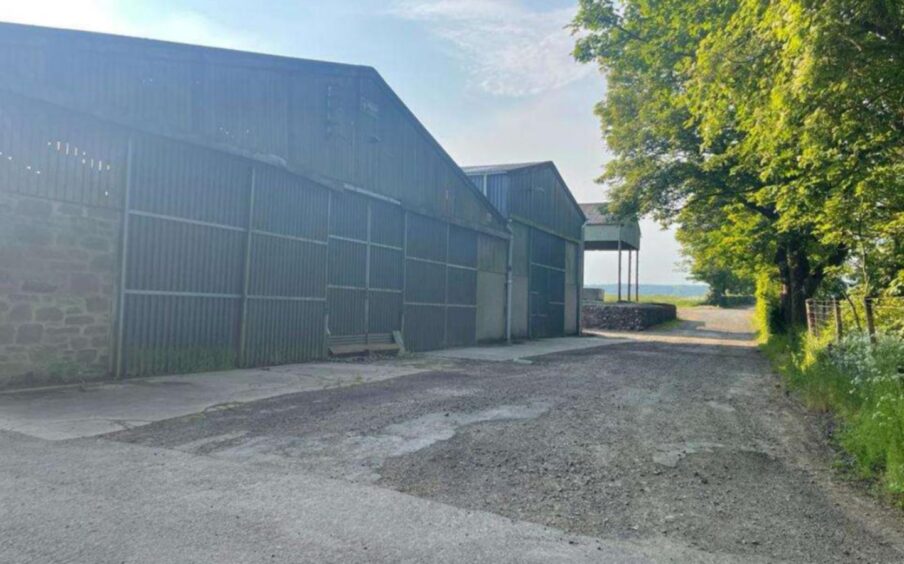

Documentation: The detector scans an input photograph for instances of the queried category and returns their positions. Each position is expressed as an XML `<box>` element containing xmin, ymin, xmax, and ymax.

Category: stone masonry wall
<box><xmin>581</xmin><ymin>303</ymin><xmax>677</xmax><ymax>331</ymax></box>
<box><xmin>0</xmin><ymin>191</ymin><xmax>121</xmax><ymax>388</ymax></box>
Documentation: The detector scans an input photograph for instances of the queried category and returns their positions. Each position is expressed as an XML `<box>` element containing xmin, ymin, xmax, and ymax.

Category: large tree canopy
<box><xmin>572</xmin><ymin>0</ymin><xmax>904</xmax><ymax>325</ymax></box>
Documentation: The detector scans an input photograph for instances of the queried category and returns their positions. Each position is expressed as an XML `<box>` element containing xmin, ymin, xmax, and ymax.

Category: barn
<box><xmin>0</xmin><ymin>23</ymin><xmax>512</xmax><ymax>386</ymax></box>
<box><xmin>463</xmin><ymin>162</ymin><xmax>585</xmax><ymax>340</ymax></box>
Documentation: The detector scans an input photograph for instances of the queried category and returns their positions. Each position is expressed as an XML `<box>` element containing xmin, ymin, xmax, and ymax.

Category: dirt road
<box><xmin>111</xmin><ymin>307</ymin><xmax>904</xmax><ymax>562</ymax></box>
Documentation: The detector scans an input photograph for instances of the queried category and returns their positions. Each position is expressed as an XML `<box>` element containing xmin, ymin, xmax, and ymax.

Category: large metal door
<box><xmin>529</xmin><ymin>228</ymin><xmax>566</xmax><ymax>338</ymax></box>
<box><xmin>402</xmin><ymin>214</ymin><xmax>478</xmax><ymax>351</ymax></box>
<box><xmin>327</xmin><ymin>192</ymin><xmax>404</xmax><ymax>347</ymax></box>
<box><xmin>119</xmin><ymin>136</ymin><xmax>329</xmax><ymax>376</ymax></box>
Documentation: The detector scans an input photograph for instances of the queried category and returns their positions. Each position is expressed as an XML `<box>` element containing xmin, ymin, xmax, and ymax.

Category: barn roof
<box><xmin>0</xmin><ymin>22</ymin><xmax>510</xmax><ymax>232</ymax></box>
<box><xmin>460</xmin><ymin>162</ymin><xmax>547</xmax><ymax>175</ymax></box>
<box><xmin>462</xmin><ymin>161</ymin><xmax>586</xmax><ymax>224</ymax></box>
<box><xmin>580</xmin><ymin>202</ymin><xmax>619</xmax><ymax>225</ymax></box>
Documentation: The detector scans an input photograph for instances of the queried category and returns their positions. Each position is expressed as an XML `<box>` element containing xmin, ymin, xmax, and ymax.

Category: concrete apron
<box><xmin>0</xmin><ymin>361</ymin><xmax>441</xmax><ymax>441</ymax></box>
<box><xmin>0</xmin><ymin>336</ymin><xmax>624</xmax><ymax>441</ymax></box>
<box><xmin>425</xmin><ymin>335</ymin><xmax>630</xmax><ymax>363</ymax></box>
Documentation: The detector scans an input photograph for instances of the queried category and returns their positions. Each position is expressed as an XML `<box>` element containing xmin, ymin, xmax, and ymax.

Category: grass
<box><xmin>760</xmin><ymin>324</ymin><xmax>904</xmax><ymax>503</ymax></box>
<box><xmin>603</xmin><ymin>293</ymin><xmax>706</xmax><ymax>307</ymax></box>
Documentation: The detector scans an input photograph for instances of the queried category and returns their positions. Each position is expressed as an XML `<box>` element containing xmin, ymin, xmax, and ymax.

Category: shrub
<box><xmin>755</xmin><ymin>272</ymin><xmax>784</xmax><ymax>342</ymax></box>
<box><xmin>771</xmin><ymin>331</ymin><xmax>904</xmax><ymax>499</ymax></box>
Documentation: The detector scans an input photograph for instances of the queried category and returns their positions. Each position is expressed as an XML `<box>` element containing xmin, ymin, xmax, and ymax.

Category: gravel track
<box><xmin>113</xmin><ymin>307</ymin><xmax>904</xmax><ymax>562</ymax></box>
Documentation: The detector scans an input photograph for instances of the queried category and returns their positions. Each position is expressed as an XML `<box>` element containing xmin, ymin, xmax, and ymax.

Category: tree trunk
<box><xmin>775</xmin><ymin>240</ymin><xmax>812</xmax><ymax>329</ymax></box>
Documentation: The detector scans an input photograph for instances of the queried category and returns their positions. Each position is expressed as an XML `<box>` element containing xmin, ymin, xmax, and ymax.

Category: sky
<box><xmin>0</xmin><ymin>0</ymin><xmax>691</xmax><ymax>285</ymax></box>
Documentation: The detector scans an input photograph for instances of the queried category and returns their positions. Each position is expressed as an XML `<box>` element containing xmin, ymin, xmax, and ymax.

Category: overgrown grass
<box><xmin>760</xmin><ymin>324</ymin><xmax>904</xmax><ymax>502</ymax></box>
<box><xmin>604</xmin><ymin>294</ymin><xmax>705</xmax><ymax>307</ymax></box>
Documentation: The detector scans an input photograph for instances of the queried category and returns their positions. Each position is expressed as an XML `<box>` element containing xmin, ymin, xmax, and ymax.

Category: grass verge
<box><xmin>761</xmin><ymin>329</ymin><xmax>904</xmax><ymax>503</ymax></box>
<box><xmin>604</xmin><ymin>294</ymin><xmax>705</xmax><ymax>307</ymax></box>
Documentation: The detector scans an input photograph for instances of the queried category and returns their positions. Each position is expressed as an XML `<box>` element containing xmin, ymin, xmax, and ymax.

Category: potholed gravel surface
<box><xmin>113</xmin><ymin>307</ymin><xmax>904</xmax><ymax>563</ymax></box>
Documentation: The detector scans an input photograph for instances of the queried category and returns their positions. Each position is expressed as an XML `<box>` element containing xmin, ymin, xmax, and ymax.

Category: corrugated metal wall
<box><xmin>476</xmin><ymin>234</ymin><xmax>507</xmax><ymax>342</ymax></box>
<box><xmin>529</xmin><ymin>228</ymin><xmax>566</xmax><ymax>339</ymax></box>
<box><xmin>122</xmin><ymin>136</ymin><xmax>333</xmax><ymax>375</ymax></box>
<box><xmin>0</xmin><ymin>27</ymin><xmax>518</xmax><ymax>379</ymax></box>
<box><xmin>121</xmin><ymin>130</ymin><xmax>492</xmax><ymax>374</ymax></box>
<box><xmin>403</xmin><ymin>214</ymin><xmax>486</xmax><ymax>351</ymax></box>
<box><xmin>508</xmin><ymin>166</ymin><xmax>583</xmax><ymax>242</ymax></box>
<box><xmin>0</xmin><ymin>23</ymin><xmax>507</xmax><ymax>236</ymax></box>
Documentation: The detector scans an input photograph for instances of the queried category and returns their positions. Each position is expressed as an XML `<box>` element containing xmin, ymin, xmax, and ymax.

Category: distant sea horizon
<box><xmin>585</xmin><ymin>283</ymin><xmax>708</xmax><ymax>297</ymax></box>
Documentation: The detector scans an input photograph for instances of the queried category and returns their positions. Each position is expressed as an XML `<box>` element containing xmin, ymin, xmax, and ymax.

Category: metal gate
<box><xmin>326</xmin><ymin>191</ymin><xmax>404</xmax><ymax>348</ymax></box>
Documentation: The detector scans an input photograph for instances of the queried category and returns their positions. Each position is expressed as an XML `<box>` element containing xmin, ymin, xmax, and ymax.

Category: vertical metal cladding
<box><xmin>565</xmin><ymin>241</ymin><xmax>579</xmax><ymax>335</ymax></box>
<box><xmin>123</xmin><ymin>294</ymin><xmax>240</xmax><ymax>377</ymax></box>
<box><xmin>0</xmin><ymin>26</ymin><xmax>518</xmax><ymax>379</ymax></box>
<box><xmin>122</xmin><ymin>135</ymin><xmax>331</xmax><ymax>375</ymax></box>
<box><xmin>402</xmin><ymin>213</ymin><xmax>480</xmax><ymax>351</ymax></box>
<box><xmin>326</xmin><ymin>190</ymin><xmax>404</xmax><ymax>345</ymax></box>
<box><xmin>476</xmin><ymin>233</ymin><xmax>507</xmax><ymax>342</ymax></box>
<box><xmin>529</xmin><ymin>228</ymin><xmax>566</xmax><ymax>339</ymax></box>
<box><xmin>0</xmin><ymin>93</ymin><xmax>128</xmax><ymax>208</ymax></box>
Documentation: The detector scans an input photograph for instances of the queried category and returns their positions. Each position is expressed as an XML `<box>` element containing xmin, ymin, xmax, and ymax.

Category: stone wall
<box><xmin>0</xmin><ymin>191</ymin><xmax>121</xmax><ymax>388</ymax></box>
<box><xmin>581</xmin><ymin>302</ymin><xmax>677</xmax><ymax>331</ymax></box>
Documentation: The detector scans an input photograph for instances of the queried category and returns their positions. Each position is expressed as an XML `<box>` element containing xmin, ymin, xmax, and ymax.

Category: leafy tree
<box><xmin>572</xmin><ymin>0</ymin><xmax>903</xmax><ymax>326</ymax></box>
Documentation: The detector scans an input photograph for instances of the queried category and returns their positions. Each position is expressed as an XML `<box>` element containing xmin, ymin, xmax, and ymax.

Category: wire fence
<box><xmin>806</xmin><ymin>297</ymin><xmax>904</xmax><ymax>341</ymax></box>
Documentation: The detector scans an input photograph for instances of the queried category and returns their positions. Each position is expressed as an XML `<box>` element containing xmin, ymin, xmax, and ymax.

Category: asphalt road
<box><xmin>3</xmin><ymin>307</ymin><xmax>903</xmax><ymax>563</ymax></box>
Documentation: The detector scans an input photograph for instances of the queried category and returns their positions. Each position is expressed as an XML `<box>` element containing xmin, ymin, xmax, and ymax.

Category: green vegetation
<box><xmin>571</xmin><ymin>0</ymin><xmax>903</xmax><ymax>323</ymax></box>
<box><xmin>762</xmin><ymin>329</ymin><xmax>904</xmax><ymax>501</ymax></box>
<box><xmin>572</xmin><ymin>0</ymin><xmax>904</xmax><ymax>501</ymax></box>
<box><xmin>605</xmin><ymin>294</ymin><xmax>704</xmax><ymax>308</ymax></box>
<box><xmin>127</xmin><ymin>346</ymin><xmax>236</xmax><ymax>377</ymax></box>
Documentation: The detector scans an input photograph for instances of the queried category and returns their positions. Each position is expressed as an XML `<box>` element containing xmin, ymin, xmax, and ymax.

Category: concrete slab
<box><xmin>425</xmin><ymin>335</ymin><xmax>629</xmax><ymax>362</ymax></box>
<box><xmin>0</xmin><ymin>360</ymin><xmax>438</xmax><ymax>441</ymax></box>
<box><xmin>0</xmin><ymin>431</ymin><xmax>755</xmax><ymax>564</ymax></box>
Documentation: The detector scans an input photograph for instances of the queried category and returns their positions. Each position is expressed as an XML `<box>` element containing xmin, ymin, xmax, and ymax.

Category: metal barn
<box><xmin>0</xmin><ymin>23</ymin><xmax>511</xmax><ymax>384</ymax></box>
<box><xmin>463</xmin><ymin>162</ymin><xmax>585</xmax><ymax>339</ymax></box>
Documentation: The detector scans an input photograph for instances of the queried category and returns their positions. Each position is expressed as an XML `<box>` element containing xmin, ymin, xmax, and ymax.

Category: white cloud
<box><xmin>391</xmin><ymin>0</ymin><xmax>592</xmax><ymax>97</ymax></box>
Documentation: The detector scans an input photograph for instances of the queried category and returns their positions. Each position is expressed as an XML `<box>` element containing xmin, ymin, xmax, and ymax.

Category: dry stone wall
<box><xmin>581</xmin><ymin>302</ymin><xmax>677</xmax><ymax>331</ymax></box>
<box><xmin>0</xmin><ymin>191</ymin><xmax>120</xmax><ymax>387</ymax></box>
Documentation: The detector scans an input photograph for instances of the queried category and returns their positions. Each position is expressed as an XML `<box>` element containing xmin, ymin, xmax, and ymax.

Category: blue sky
<box><xmin>0</xmin><ymin>0</ymin><xmax>690</xmax><ymax>285</ymax></box>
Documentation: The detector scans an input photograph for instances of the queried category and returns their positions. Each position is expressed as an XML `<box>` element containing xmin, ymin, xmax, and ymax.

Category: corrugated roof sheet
<box><xmin>461</xmin><ymin>162</ymin><xmax>547</xmax><ymax>175</ymax></box>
